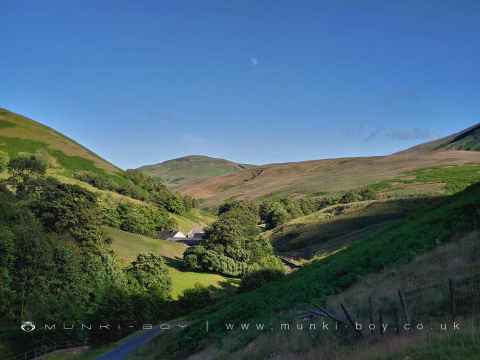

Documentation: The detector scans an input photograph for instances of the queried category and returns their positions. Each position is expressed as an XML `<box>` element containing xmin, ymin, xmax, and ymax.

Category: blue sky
<box><xmin>1</xmin><ymin>0</ymin><xmax>479</xmax><ymax>169</ymax></box>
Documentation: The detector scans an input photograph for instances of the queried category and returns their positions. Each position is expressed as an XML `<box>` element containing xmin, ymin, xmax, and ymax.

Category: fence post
<box><xmin>368</xmin><ymin>296</ymin><xmax>374</xmax><ymax>332</ymax></box>
<box><xmin>398</xmin><ymin>289</ymin><xmax>410</xmax><ymax>324</ymax></box>
<box><xmin>378</xmin><ymin>309</ymin><xmax>384</xmax><ymax>336</ymax></box>
<box><xmin>341</xmin><ymin>303</ymin><xmax>361</xmax><ymax>336</ymax></box>
<box><xmin>449</xmin><ymin>278</ymin><xmax>456</xmax><ymax>321</ymax></box>
<box><xmin>394</xmin><ymin>307</ymin><xmax>400</xmax><ymax>334</ymax></box>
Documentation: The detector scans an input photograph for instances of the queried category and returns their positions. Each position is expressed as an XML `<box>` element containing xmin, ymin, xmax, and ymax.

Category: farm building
<box><xmin>158</xmin><ymin>230</ymin><xmax>187</xmax><ymax>241</ymax></box>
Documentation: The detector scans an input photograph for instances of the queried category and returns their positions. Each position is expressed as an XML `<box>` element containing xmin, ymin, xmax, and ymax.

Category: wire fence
<box><xmin>302</xmin><ymin>272</ymin><xmax>480</xmax><ymax>338</ymax></box>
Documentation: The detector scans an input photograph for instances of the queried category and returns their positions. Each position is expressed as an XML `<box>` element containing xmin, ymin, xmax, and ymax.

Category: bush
<box><xmin>183</xmin><ymin>246</ymin><xmax>249</xmax><ymax>276</ymax></box>
<box><xmin>177</xmin><ymin>284</ymin><xmax>220</xmax><ymax>312</ymax></box>
<box><xmin>126</xmin><ymin>253</ymin><xmax>172</xmax><ymax>298</ymax></box>
<box><xmin>0</xmin><ymin>151</ymin><xmax>8</xmax><ymax>172</ymax></box>
<box><xmin>239</xmin><ymin>268</ymin><xmax>285</xmax><ymax>292</ymax></box>
<box><xmin>75</xmin><ymin>171</ymin><xmax>119</xmax><ymax>192</ymax></box>
<box><xmin>8</xmin><ymin>155</ymin><xmax>46</xmax><ymax>181</ymax></box>
<box><xmin>340</xmin><ymin>187</ymin><xmax>376</xmax><ymax>204</ymax></box>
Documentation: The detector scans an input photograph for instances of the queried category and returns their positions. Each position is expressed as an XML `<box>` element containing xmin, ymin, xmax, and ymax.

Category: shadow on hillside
<box><xmin>162</xmin><ymin>256</ymin><xmax>185</xmax><ymax>270</ymax></box>
<box><xmin>272</xmin><ymin>196</ymin><xmax>448</xmax><ymax>259</ymax></box>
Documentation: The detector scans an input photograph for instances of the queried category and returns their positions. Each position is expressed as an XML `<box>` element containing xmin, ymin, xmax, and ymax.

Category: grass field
<box><xmin>170</xmin><ymin>208</ymin><xmax>216</xmax><ymax>233</ymax></box>
<box><xmin>104</xmin><ymin>227</ymin><xmax>228</xmax><ymax>299</ymax></box>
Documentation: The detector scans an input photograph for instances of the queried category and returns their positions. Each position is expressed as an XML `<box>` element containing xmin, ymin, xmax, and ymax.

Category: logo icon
<box><xmin>21</xmin><ymin>321</ymin><xmax>36</xmax><ymax>332</ymax></box>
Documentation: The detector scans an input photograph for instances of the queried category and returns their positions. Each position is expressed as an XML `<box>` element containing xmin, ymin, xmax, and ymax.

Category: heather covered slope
<box><xmin>0</xmin><ymin>108</ymin><xmax>120</xmax><ymax>174</ymax></box>
<box><xmin>168</xmin><ymin>123</ymin><xmax>480</xmax><ymax>207</ymax></box>
<box><xmin>177</xmin><ymin>150</ymin><xmax>480</xmax><ymax>207</ymax></box>
<box><xmin>138</xmin><ymin>155</ymin><xmax>255</xmax><ymax>189</ymax></box>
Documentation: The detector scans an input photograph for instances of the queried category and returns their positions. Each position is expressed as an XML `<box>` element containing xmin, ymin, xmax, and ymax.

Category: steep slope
<box><xmin>175</xmin><ymin>124</ymin><xmax>480</xmax><ymax>207</ymax></box>
<box><xmin>0</xmin><ymin>108</ymin><xmax>120</xmax><ymax>174</ymax></box>
<box><xmin>399</xmin><ymin>122</ymin><xmax>480</xmax><ymax>153</ymax></box>
<box><xmin>0</xmin><ymin>108</ymin><xmax>211</xmax><ymax>236</ymax></box>
<box><xmin>138</xmin><ymin>155</ymin><xmax>255</xmax><ymax>188</ymax></box>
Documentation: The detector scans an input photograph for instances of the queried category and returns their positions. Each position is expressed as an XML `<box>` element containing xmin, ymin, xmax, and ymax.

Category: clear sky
<box><xmin>1</xmin><ymin>0</ymin><xmax>479</xmax><ymax>169</ymax></box>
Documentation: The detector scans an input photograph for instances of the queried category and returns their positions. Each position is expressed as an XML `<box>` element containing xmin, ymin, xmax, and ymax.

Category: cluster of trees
<box><xmin>102</xmin><ymin>201</ymin><xmax>176</xmax><ymax>237</ymax></box>
<box><xmin>338</xmin><ymin>187</ymin><xmax>376</xmax><ymax>204</ymax></box>
<box><xmin>259</xmin><ymin>188</ymin><xmax>378</xmax><ymax>229</ymax></box>
<box><xmin>0</xmin><ymin>156</ymin><xmax>173</xmax><ymax>344</ymax></box>
<box><xmin>75</xmin><ymin>170</ymin><xmax>197</xmax><ymax>215</ymax></box>
<box><xmin>184</xmin><ymin>201</ymin><xmax>283</xmax><ymax>276</ymax></box>
<box><xmin>259</xmin><ymin>197</ymin><xmax>324</xmax><ymax>229</ymax></box>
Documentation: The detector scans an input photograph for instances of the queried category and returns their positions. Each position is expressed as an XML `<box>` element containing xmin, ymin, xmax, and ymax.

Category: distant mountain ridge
<box><xmin>138</xmin><ymin>155</ymin><xmax>256</xmax><ymax>188</ymax></box>
<box><xmin>165</xmin><ymin>123</ymin><xmax>480</xmax><ymax>206</ymax></box>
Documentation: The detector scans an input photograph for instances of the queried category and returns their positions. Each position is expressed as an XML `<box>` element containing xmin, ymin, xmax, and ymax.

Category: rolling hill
<box><xmin>0</xmin><ymin>108</ymin><xmax>120</xmax><ymax>175</ymax></box>
<box><xmin>168</xmin><ymin>124</ymin><xmax>480</xmax><ymax>207</ymax></box>
<box><xmin>138</xmin><ymin>155</ymin><xmax>256</xmax><ymax>189</ymax></box>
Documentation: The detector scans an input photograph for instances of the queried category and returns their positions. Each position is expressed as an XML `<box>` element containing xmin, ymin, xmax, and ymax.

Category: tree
<box><xmin>31</xmin><ymin>180</ymin><xmax>104</xmax><ymax>244</ymax></box>
<box><xmin>116</xmin><ymin>202</ymin><xmax>174</xmax><ymax>237</ymax></box>
<box><xmin>126</xmin><ymin>253</ymin><xmax>172</xmax><ymax>299</ymax></box>
<box><xmin>204</xmin><ymin>206</ymin><xmax>260</xmax><ymax>262</ymax></box>
<box><xmin>264</xmin><ymin>202</ymin><xmax>290</xmax><ymax>229</ymax></box>
<box><xmin>184</xmin><ymin>201</ymin><xmax>279</xmax><ymax>276</ymax></box>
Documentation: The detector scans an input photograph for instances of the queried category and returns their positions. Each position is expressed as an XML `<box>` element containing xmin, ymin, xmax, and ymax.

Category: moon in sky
<box><xmin>250</xmin><ymin>57</ymin><xmax>258</xmax><ymax>66</ymax></box>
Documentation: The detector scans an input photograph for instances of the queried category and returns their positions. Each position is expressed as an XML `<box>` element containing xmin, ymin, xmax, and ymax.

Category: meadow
<box><xmin>105</xmin><ymin>227</ymin><xmax>229</xmax><ymax>299</ymax></box>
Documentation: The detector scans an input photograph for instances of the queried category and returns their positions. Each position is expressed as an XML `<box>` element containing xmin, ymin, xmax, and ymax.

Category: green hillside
<box><xmin>132</xmin><ymin>180</ymin><xmax>480</xmax><ymax>359</ymax></box>
<box><xmin>266</xmin><ymin>199</ymin><xmax>425</xmax><ymax>258</ymax></box>
<box><xmin>442</xmin><ymin>124</ymin><xmax>480</xmax><ymax>151</ymax></box>
<box><xmin>138</xmin><ymin>155</ymin><xmax>256</xmax><ymax>189</ymax></box>
<box><xmin>400</xmin><ymin>123</ymin><xmax>480</xmax><ymax>153</ymax></box>
<box><xmin>0</xmin><ymin>108</ymin><xmax>120</xmax><ymax>174</ymax></box>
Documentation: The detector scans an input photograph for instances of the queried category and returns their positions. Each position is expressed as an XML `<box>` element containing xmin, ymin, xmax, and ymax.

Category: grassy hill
<box><xmin>104</xmin><ymin>227</ymin><xmax>229</xmax><ymax>298</ymax></box>
<box><xmin>170</xmin><ymin>124</ymin><xmax>480</xmax><ymax>207</ymax></box>
<box><xmin>265</xmin><ymin>198</ymin><xmax>429</xmax><ymax>259</ymax></box>
<box><xmin>0</xmin><ymin>108</ymin><xmax>120</xmax><ymax>175</ymax></box>
<box><xmin>0</xmin><ymin>108</ymin><xmax>213</xmax><ymax>231</ymax></box>
<box><xmin>138</xmin><ymin>155</ymin><xmax>256</xmax><ymax>189</ymax></box>
<box><xmin>131</xmin><ymin>177</ymin><xmax>480</xmax><ymax>359</ymax></box>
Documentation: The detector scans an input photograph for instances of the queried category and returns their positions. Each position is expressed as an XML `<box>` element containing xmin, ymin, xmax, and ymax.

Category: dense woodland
<box><xmin>0</xmin><ymin>156</ymin><xmax>182</xmax><ymax>343</ymax></box>
<box><xmin>0</xmin><ymin>155</ymin><xmax>288</xmax><ymax>347</ymax></box>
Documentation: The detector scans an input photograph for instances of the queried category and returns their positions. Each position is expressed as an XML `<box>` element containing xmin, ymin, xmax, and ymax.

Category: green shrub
<box><xmin>116</xmin><ymin>202</ymin><xmax>174</xmax><ymax>237</ymax></box>
<box><xmin>126</xmin><ymin>253</ymin><xmax>172</xmax><ymax>298</ymax></box>
<box><xmin>239</xmin><ymin>268</ymin><xmax>285</xmax><ymax>292</ymax></box>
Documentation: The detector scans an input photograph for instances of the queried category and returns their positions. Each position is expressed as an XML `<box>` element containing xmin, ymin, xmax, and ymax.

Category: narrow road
<box><xmin>95</xmin><ymin>326</ymin><xmax>162</xmax><ymax>360</ymax></box>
